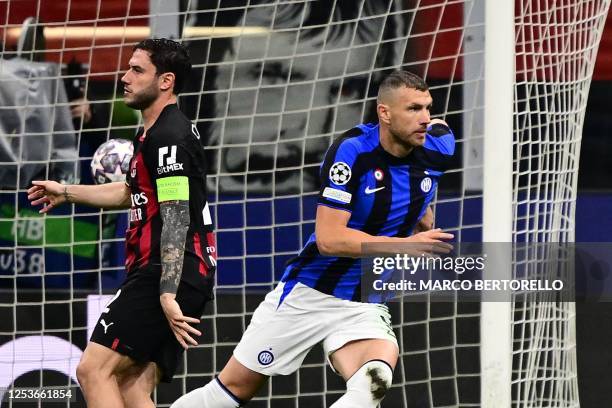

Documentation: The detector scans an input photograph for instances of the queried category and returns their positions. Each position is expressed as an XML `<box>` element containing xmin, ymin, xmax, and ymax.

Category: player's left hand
<box><xmin>160</xmin><ymin>293</ymin><xmax>202</xmax><ymax>349</ymax></box>
<box><xmin>429</xmin><ymin>118</ymin><xmax>448</xmax><ymax>127</ymax></box>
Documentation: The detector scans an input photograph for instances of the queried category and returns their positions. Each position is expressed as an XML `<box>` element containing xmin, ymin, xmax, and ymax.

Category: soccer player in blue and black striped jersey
<box><xmin>172</xmin><ymin>71</ymin><xmax>455</xmax><ymax>408</ymax></box>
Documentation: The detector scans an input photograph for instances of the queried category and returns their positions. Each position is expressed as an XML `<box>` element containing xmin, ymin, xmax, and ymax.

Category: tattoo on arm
<box><xmin>159</xmin><ymin>200</ymin><xmax>190</xmax><ymax>294</ymax></box>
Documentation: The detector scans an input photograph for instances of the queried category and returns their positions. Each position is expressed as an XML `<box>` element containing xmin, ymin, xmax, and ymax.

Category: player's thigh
<box><xmin>329</xmin><ymin>338</ymin><xmax>399</xmax><ymax>381</ymax></box>
<box><xmin>233</xmin><ymin>283</ymin><xmax>328</xmax><ymax>376</ymax></box>
<box><xmin>78</xmin><ymin>341</ymin><xmax>138</xmax><ymax>379</ymax></box>
<box><xmin>323</xmin><ymin>303</ymin><xmax>399</xmax><ymax>380</ymax></box>
<box><xmin>150</xmin><ymin>283</ymin><xmax>211</xmax><ymax>383</ymax></box>
<box><xmin>218</xmin><ymin>356</ymin><xmax>268</xmax><ymax>401</ymax></box>
<box><xmin>116</xmin><ymin>361</ymin><xmax>160</xmax><ymax>404</ymax></box>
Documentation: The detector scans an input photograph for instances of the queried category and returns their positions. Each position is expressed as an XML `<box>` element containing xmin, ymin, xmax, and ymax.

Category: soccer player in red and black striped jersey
<box><xmin>28</xmin><ymin>38</ymin><xmax>215</xmax><ymax>408</ymax></box>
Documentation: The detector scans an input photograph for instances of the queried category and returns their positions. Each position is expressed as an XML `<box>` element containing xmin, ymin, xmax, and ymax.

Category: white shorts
<box><xmin>233</xmin><ymin>282</ymin><xmax>398</xmax><ymax>376</ymax></box>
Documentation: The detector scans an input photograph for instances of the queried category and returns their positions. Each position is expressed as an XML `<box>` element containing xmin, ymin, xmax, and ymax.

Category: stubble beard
<box><xmin>125</xmin><ymin>82</ymin><xmax>159</xmax><ymax>111</ymax></box>
<box><xmin>389</xmin><ymin>124</ymin><xmax>423</xmax><ymax>150</ymax></box>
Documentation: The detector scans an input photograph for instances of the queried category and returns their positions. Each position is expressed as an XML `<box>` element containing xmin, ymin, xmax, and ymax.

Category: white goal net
<box><xmin>0</xmin><ymin>0</ymin><xmax>609</xmax><ymax>407</ymax></box>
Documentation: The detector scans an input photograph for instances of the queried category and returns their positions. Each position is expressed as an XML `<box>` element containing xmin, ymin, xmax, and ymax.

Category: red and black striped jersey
<box><xmin>124</xmin><ymin>104</ymin><xmax>215</xmax><ymax>293</ymax></box>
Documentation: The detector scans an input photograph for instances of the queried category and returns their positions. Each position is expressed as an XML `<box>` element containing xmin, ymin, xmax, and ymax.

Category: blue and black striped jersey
<box><xmin>280</xmin><ymin>122</ymin><xmax>455</xmax><ymax>302</ymax></box>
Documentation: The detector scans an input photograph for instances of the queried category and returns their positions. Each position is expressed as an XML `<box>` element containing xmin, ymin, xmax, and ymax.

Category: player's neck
<box><xmin>142</xmin><ymin>94</ymin><xmax>177</xmax><ymax>132</ymax></box>
<box><xmin>379</xmin><ymin>126</ymin><xmax>415</xmax><ymax>157</ymax></box>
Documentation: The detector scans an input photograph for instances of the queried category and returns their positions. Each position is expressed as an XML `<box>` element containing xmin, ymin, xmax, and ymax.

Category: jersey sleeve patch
<box><xmin>319</xmin><ymin>134</ymin><xmax>365</xmax><ymax>211</ymax></box>
<box><xmin>156</xmin><ymin>176</ymin><xmax>189</xmax><ymax>202</ymax></box>
<box><xmin>322</xmin><ymin>187</ymin><xmax>352</xmax><ymax>204</ymax></box>
<box><xmin>328</xmin><ymin>161</ymin><xmax>352</xmax><ymax>185</ymax></box>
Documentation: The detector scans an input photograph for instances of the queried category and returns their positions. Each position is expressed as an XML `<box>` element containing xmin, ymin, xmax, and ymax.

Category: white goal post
<box><xmin>482</xmin><ymin>0</ymin><xmax>514</xmax><ymax>406</ymax></box>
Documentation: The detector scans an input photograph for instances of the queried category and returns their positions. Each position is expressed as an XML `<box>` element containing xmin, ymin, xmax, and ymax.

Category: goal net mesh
<box><xmin>0</xmin><ymin>0</ymin><xmax>609</xmax><ymax>407</ymax></box>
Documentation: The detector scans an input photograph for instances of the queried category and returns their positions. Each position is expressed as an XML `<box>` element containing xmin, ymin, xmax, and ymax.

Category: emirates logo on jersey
<box><xmin>130</xmin><ymin>192</ymin><xmax>148</xmax><ymax>206</ymax></box>
<box><xmin>130</xmin><ymin>208</ymin><xmax>143</xmax><ymax>222</ymax></box>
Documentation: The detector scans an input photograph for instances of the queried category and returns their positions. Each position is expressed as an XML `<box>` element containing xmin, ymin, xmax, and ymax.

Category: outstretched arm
<box><xmin>27</xmin><ymin>180</ymin><xmax>131</xmax><ymax>213</ymax></box>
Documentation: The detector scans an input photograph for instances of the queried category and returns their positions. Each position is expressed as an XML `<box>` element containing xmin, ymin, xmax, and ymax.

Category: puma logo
<box><xmin>100</xmin><ymin>319</ymin><xmax>114</xmax><ymax>334</ymax></box>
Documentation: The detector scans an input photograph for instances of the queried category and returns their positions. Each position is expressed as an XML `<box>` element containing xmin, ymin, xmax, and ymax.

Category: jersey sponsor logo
<box><xmin>421</xmin><ymin>177</ymin><xmax>432</xmax><ymax>193</ymax></box>
<box><xmin>322</xmin><ymin>187</ymin><xmax>352</xmax><ymax>204</ymax></box>
<box><xmin>329</xmin><ymin>161</ymin><xmax>351</xmax><ymax>185</ymax></box>
<box><xmin>130</xmin><ymin>192</ymin><xmax>149</xmax><ymax>206</ymax></box>
<box><xmin>130</xmin><ymin>192</ymin><xmax>147</xmax><ymax>221</ymax></box>
<box><xmin>99</xmin><ymin>319</ymin><xmax>114</xmax><ymax>334</ymax></box>
<box><xmin>130</xmin><ymin>208</ymin><xmax>143</xmax><ymax>222</ymax></box>
<box><xmin>158</xmin><ymin>146</ymin><xmax>177</xmax><ymax>167</ymax></box>
<box><xmin>258</xmin><ymin>349</ymin><xmax>274</xmax><ymax>366</ymax></box>
<box><xmin>374</xmin><ymin>168</ymin><xmax>384</xmax><ymax>181</ymax></box>
<box><xmin>158</xmin><ymin>145</ymin><xmax>184</xmax><ymax>174</ymax></box>
<box><xmin>365</xmin><ymin>186</ymin><xmax>385</xmax><ymax>194</ymax></box>
<box><xmin>157</xmin><ymin>162</ymin><xmax>184</xmax><ymax>174</ymax></box>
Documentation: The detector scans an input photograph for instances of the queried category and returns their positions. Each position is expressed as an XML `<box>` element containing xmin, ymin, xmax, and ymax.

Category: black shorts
<box><xmin>90</xmin><ymin>273</ymin><xmax>211</xmax><ymax>382</ymax></box>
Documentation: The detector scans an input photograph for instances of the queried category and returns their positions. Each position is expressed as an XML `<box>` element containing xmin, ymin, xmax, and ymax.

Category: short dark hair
<box><xmin>377</xmin><ymin>70</ymin><xmax>429</xmax><ymax>103</ymax></box>
<box><xmin>134</xmin><ymin>38</ymin><xmax>191</xmax><ymax>94</ymax></box>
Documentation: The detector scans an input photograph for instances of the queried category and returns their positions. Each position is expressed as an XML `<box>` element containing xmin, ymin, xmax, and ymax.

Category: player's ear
<box><xmin>377</xmin><ymin>103</ymin><xmax>391</xmax><ymax>125</ymax></box>
<box><xmin>159</xmin><ymin>72</ymin><xmax>175</xmax><ymax>92</ymax></box>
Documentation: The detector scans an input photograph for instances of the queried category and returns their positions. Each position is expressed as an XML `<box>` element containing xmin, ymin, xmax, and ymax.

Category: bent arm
<box><xmin>413</xmin><ymin>206</ymin><xmax>434</xmax><ymax>233</ymax></box>
<box><xmin>315</xmin><ymin>205</ymin><xmax>453</xmax><ymax>258</ymax></box>
<box><xmin>28</xmin><ymin>180</ymin><xmax>131</xmax><ymax>212</ymax></box>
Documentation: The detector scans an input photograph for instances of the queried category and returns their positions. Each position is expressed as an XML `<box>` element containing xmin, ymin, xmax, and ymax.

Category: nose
<box><xmin>420</xmin><ymin>109</ymin><xmax>431</xmax><ymax>125</ymax></box>
<box><xmin>121</xmin><ymin>71</ymin><xmax>129</xmax><ymax>84</ymax></box>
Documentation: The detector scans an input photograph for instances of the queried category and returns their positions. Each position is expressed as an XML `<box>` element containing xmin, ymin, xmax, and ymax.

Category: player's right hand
<box><xmin>411</xmin><ymin>228</ymin><xmax>453</xmax><ymax>242</ymax></box>
<box><xmin>27</xmin><ymin>180</ymin><xmax>67</xmax><ymax>213</ymax></box>
<box><xmin>407</xmin><ymin>228</ymin><xmax>454</xmax><ymax>255</ymax></box>
<box><xmin>160</xmin><ymin>293</ymin><xmax>202</xmax><ymax>350</ymax></box>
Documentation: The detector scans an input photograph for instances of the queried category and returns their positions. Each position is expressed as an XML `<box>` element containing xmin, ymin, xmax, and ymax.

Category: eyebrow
<box><xmin>408</xmin><ymin>102</ymin><xmax>433</xmax><ymax>109</ymax></box>
<box><xmin>129</xmin><ymin>64</ymin><xmax>144</xmax><ymax>71</ymax></box>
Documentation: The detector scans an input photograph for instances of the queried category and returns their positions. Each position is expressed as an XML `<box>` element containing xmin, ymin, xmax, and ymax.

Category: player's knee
<box><xmin>121</xmin><ymin>388</ymin><xmax>155</xmax><ymax>408</ymax></box>
<box><xmin>332</xmin><ymin>360</ymin><xmax>393</xmax><ymax>408</ymax></box>
<box><xmin>76</xmin><ymin>358</ymin><xmax>101</xmax><ymax>387</ymax></box>
<box><xmin>354</xmin><ymin>360</ymin><xmax>392</xmax><ymax>402</ymax></box>
<box><xmin>362</xmin><ymin>360</ymin><xmax>393</xmax><ymax>403</ymax></box>
<box><xmin>77</xmin><ymin>352</ymin><xmax>115</xmax><ymax>388</ymax></box>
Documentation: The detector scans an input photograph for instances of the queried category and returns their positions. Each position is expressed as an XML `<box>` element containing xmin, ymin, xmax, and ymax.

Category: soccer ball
<box><xmin>90</xmin><ymin>138</ymin><xmax>134</xmax><ymax>184</ymax></box>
